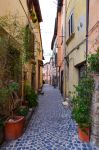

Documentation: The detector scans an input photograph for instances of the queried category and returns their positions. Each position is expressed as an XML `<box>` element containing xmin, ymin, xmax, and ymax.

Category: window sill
<box><xmin>66</xmin><ymin>32</ymin><xmax>75</xmax><ymax>45</ymax></box>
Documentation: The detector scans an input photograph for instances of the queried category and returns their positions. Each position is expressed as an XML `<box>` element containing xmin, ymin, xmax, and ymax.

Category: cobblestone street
<box><xmin>1</xmin><ymin>85</ymin><xmax>99</xmax><ymax>150</ymax></box>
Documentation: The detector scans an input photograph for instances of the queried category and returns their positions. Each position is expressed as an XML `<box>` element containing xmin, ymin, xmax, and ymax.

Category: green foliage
<box><xmin>0</xmin><ymin>81</ymin><xmax>18</xmax><ymax>103</ymax></box>
<box><xmin>7</xmin><ymin>46</ymin><xmax>22</xmax><ymax>82</ymax></box>
<box><xmin>23</xmin><ymin>26</ymin><xmax>32</xmax><ymax>62</ymax></box>
<box><xmin>71</xmin><ymin>76</ymin><xmax>94</xmax><ymax>128</ymax></box>
<box><xmin>0</xmin><ymin>14</ymin><xmax>24</xmax><ymax>44</ymax></box>
<box><xmin>8</xmin><ymin>82</ymin><xmax>19</xmax><ymax>94</ymax></box>
<box><xmin>0</xmin><ymin>15</ymin><xmax>23</xmax><ymax>83</ymax></box>
<box><xmin>0</xmin><ymin>88</ymin><xmax>9</xmax><ymax>103</ymax></box>
<box><xmin>24</xmin><ymin>85</ymin><xmax>38</xmax><ymax>108</ymax></box>
<box><xmin>30</xmin><ymin>11</ymin><xmax>37</xmax><ymax>23</ymax></box>
<box><xmin>17</xmin><ymin>107</ymin><xmax>29</xmax><ymax>116</ymax></box>
<box><xmin>88</xmin><ymin>48</ymin><xmax>99</xmax><ymax>73</ymax></box>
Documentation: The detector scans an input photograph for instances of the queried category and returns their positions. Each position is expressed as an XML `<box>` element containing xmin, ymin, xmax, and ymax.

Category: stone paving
<box><xmin>1</xmin><ymin>84</ymin><xmax>99</xmax><ymax>150</ymax></box>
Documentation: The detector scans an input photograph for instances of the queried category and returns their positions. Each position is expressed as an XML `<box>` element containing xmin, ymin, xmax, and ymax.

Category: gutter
<box><xmin>86</xmin><ymin>0</ymin><xmax>90</xmax><ymax>75</ymax></box>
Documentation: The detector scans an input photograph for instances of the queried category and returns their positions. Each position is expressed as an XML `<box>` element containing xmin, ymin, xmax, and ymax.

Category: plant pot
<box><xmin>0</xmin><ymin>126</ymin><xmax>4</xmax><ymax>144</ymax></box>
<box><xmin>4</xmin><ymin>116</ymin><xmax>25</xmax><ymax>140</ymax></box>
<box><xmin>78</xmin><ymin>127</ymin><xmax>90</xmax><ymax>142</ymax></box>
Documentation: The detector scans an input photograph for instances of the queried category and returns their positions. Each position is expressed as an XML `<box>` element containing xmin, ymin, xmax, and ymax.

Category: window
<box><xmin>68</xmin><ymin>13</ymin><xmax>74</xmax><ymax>37</ymax></box>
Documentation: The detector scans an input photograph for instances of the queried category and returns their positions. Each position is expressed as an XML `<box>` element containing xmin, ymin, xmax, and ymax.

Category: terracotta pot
<box><xmin>4</xmin><ymin>116</ymin><xmax>25</xmax><ymax>140</ymax></box>
<box><xmin>78</xmin><ymin>127</ymin><xmax>90</xmax><ymax>142</ymax></box>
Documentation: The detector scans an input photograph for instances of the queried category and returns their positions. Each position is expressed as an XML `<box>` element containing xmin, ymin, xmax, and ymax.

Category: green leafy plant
<box><xmin>30</xmin><ymin>11</ymin><xmax>37</xmax><ymax>23</ymax></box>
<box><xmin>0</xmin><ymin>88</ymin><xmax>9</xmax><ymax>103</ymax></box>
<box><xmin>23</xmin><ymin>25</ymin><xmax>32</xmax><ymax>62</ymax></box>
<box><xmin>71</xmin><ymin>76</ymin><xmax>94</xmax><ymax>129</ymax></box>
<box><xmin>88</xmin><ymin>48</ymin><xmax>99</xmax><ymax>73</ymax></box>
<box><xmin>17</xmin><ymin>106</ymin><xmax>29</xmax><ymax>117</ymax></box>
<box><xmin>0</xmin><ymin>81</ymin><xmax>19</xmax><ymax>119</ymax></box>
<box><xmin>0</xmin><ymin>14</ymin><xmax>24</xmax><ymax>83</ymax></box>
<box><xmin>8</xmin><ymin>82</ymin><xmax>19</xmax><ymax>93</ymax></box>
<box><xmin>24</xmin><ymin>85</ymin><xmax>38</xmax><ymax>108</ymax></box>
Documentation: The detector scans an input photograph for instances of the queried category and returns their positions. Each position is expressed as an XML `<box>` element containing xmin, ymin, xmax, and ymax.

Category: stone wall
<box><xmin>91</xmin><ymin>74</ymin><xmax>99</xmax><ymax>146</ymax></box>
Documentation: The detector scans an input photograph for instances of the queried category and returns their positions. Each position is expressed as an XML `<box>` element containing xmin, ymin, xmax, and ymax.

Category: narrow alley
<box><xmin>1</xmin><ymin>85</ymin><xmax>98</xmax><ymax>150</ymax></box>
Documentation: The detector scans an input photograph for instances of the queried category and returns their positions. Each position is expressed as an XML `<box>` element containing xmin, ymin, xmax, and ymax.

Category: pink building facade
<box><xmin>88</xmin><ymin>0</ymin><xmax>99</xmax><ymax>53</ymax></box>
<box><xmin>88</xmin><ymin>0</ymin><xmax>99</xmax><ymax>146</ymax></box>
<box><xmin>43</xmin><ymin>62</ymin><xmax>51</xmax><ymax>84</ymax></box>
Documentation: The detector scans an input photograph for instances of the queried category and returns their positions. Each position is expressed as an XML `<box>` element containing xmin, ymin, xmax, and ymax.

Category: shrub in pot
<box><xmin>4</xmin><ymin>81</ymin><xmax>25</xmax><ymax>140</ymax></box>
<box><xmin>16</xmin><ymin>106</ymin><xmax>29</xmax><ymax>117</ymax></box>
<box><xmin>71</xmin><ymin>76</ymin><xmax>94</xmax><ymax>142</ymax></box>
<box><xmin>24</xmin><ymin>85</ymin><xmax>38</xmax><ymax>108</ymax></box>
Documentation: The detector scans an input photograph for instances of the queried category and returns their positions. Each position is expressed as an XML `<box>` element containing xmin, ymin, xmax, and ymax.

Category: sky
<box><xmin>39</xmin><ymin>0</ymin><xmax>57</xmax><ymax>63</ymax></box>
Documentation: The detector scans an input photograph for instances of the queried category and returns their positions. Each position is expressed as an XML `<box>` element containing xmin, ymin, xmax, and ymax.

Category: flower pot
<box><xmin>4</xmin><ymin>116</ymin><xmax>25</xmax><ymax>140</ymax></box>
<box><xmin>78</xmin><ymin>127</ymin><xmax>90</xmax><ymax>142</ymax></box>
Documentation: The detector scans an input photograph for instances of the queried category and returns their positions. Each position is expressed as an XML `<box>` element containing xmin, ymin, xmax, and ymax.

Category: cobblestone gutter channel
<box><xmin>0</xmin><ymin>85</ymin><xmax>99</xmax><ymax>150</ymax></box>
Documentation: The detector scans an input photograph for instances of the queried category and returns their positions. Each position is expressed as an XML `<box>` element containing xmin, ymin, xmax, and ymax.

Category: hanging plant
<box><xmin>30</xmin><ymin>10</ymin><xmax>37</xmax><ymax>23</ymax></box>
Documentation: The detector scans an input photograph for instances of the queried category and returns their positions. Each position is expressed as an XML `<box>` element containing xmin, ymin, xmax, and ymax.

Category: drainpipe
<box><xmin>63</xmin><ymin>0</ymin><xmax>67</xmax><ymax>99</ymax></box>
<box><xmin>86</xmin><ymin>0</ymin><xmax>89</xmax><ymax>76</ymax></box>
<box><xmin>59</xmin><ymin>66</ymin><xmax>60</xmax><ymax>89</ymax></box>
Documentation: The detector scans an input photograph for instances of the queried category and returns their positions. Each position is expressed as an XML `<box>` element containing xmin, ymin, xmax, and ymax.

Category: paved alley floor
<box><xmin>1</xmin><ymin>84</ymin><xmax>99</xmax><ymax>150</ymax></box>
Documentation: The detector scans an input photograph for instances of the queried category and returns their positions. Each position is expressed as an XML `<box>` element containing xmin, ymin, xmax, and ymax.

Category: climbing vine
<box><xmin>0</xmin><ymin>14</ymin><xmax>24</xmax><ymax>84</ymax></box>
<box><xmin>23</xmin><ymin>25</ymin><xmax>32</xmax><ymax>62</ymax></box>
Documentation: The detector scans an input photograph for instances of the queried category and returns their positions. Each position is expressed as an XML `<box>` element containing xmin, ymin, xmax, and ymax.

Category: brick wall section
<box><xmin>91</xmin><ymin>74</ymin><xmax>99</xmax><ymax>146</ymax></box>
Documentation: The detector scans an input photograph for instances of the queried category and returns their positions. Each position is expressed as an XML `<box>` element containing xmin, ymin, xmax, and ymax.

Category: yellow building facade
<box><xmin>24</xmin><ymin>1</ymin><xmax>43</xmax><ymax>93</ymax></box>
<box><xmin>0</xmin><ymin>0</ymin><xmax>43</xmax><ymax>95</ymax></box>
<box><xmin>65</xmin><ymin>0</ymin><xmax>86</xmax><ymax>95</ymax></box>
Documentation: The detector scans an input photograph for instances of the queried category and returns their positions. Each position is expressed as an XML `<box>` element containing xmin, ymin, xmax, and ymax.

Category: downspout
<box><xmin>63</xmin><ymin>0</ymin><xmax>66</xmax><ymax>99</ymax></box>
<box><xmin>86</xmin><ymin>0</ymin><xmax>89</xmax><ymax>76</ymax></box>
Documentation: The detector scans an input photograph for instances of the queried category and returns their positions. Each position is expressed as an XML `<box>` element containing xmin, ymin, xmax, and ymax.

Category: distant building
<box><xmin>49</xmin><ymin>56</ymin><xmax>57</xmax><ymax>86</ymax></box>
<box><xmin>43</xmin><ymin>62</ymin><xmax>50</xmax><ymax>84</ymax></box>
<box><xmin>51</xmin><ymin>18</ymin><xmax>58</xmax><ymax>87</ymax></box>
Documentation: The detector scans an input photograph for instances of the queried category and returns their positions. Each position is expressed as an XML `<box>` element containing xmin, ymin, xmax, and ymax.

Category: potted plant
<box><xmin>71</xmin><ymin>76</ymin><xmax>94</xmax><ymax>142</ymax></box>
<box><xmin>24</xmin><ymin>84</ymin><xmax>38</xmax><ymax>108</ymax></box>
<box><xmin>16</xmin><ymin>106</ymin><xmax>29</xmax><ymax>117</ymax></box>
<box><xmin>4</xmin><ymin>81</ymin><xmax>25</xmax><ymax>140</ymax></box>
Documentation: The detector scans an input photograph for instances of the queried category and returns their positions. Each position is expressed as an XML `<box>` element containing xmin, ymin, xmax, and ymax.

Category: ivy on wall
<box><xmin>24</xmin><ymin>25</ymin><xmax>33</xmax><ymax>62</ymax></box>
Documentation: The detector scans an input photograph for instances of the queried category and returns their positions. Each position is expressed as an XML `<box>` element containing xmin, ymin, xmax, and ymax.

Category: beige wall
<box><xmin>0</xmin><ymin>0</ymin><xmax>28</xmax><ymax>25</ymax></box>
<box><xmin>66</xmin><ymin>0</ymin><xmax>86</xmax><ymax>55</ymax></box>
<box><xmin>66</xmin><ymin>0</ymin><xmax>86</xmax><ymax>94</ymax></box>
<box><xmin>88</xmin><ymin>0</ymin><xmax>99</xmax><ymax>53</ymax></box>
<box><xmin>0</xmin><ymin>0</ymin><xmax>43</xmax><ymax>92</ymax></box>
<box><xmin>34</xmin><ymin>22</ymin><xmax>43</xmax><ymax>91</ymax></box>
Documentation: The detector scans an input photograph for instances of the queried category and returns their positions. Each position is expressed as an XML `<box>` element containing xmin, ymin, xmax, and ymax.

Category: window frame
<box><xmin>68</xmin><ymin>12</ymin><xmax>74</xmax><ymax>38</ymax></box>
